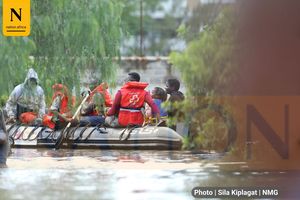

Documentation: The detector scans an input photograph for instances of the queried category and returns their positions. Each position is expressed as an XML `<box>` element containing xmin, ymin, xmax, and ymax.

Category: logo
<box><xmin>2</xmin><ymin>0</ymin><xmax>30</xmax><ymax>36</ymax></box>
<box><xmin>129</xmin><ymin>94</ymin><xmax>139</xmax><ymax>106</ymax></box>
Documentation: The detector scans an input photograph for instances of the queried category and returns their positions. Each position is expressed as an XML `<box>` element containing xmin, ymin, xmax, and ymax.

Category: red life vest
<box><xmin>20</xmin><ymin>112</ymin><xmax>37</xmax><ymax>124</ymax></box>
<box><xmin>42</xmin><ymin>115</ymin><xmax>55</xmax><ymax>129</ymax></box>
<box><xmin>42</xmin><ymin>84</ymin><xmax>71</xmax><ymax>129</ymax></box>
<box><xmin>87</xmin><ymin>83</ymin><xmax>113</xmax><ymax>116</ymax></box>
<box><xmin>51</xmin><ymin>84</ymin><xmax>70</xmax><ymax>114</ymax></box>
<box><xmin>118</xmin><ymin>82</ymin><xmax>148</xmax><ymax>126</ymax></box>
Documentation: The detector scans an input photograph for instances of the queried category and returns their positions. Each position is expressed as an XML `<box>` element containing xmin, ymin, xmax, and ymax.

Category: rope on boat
<box><xmin>8</xmin><ymin>123</ymin><xmax>21</xmax><ymax>139</ymax></box>
<box><xmin>8</xmin><ymin>122</ymin><xmax>127</xmax><ymax>143</ymax></box>
<box><xmin>20</xmin><ymin>125</ymin><xmax>31</xmax><ymax>140</ymax></box>
<box><xmin>27</xmin><ymin>126</ymin><xmax>46</xmax><ymax>141</ymax></box>
<box><xmin>83</xmin><ymin>123</ymin><xmax>107</xmax><ymax>141</ymax></box>
<box><xmin>11</xmin><ymin>124</ymin><xmax>25</xmax><ymax>140</ymax></box>
<box><xmin>119</xmin><ymin>125</ymin><xmax>139</xmax><ymax>141</ymax></box>
<box><xmin>7</xmin><ymin>122</ymin><xmax>19</xmax><ymax>133</ymax></box>
<box><xmin>48</xmin><ymin>129</ymin><xmax>57</xmax><ymax>141</ymax></box>
<box><xmin>66</xmin><ymin>124</ymin><xmax>81</xmax><ymax>140</ymax></box>
<box><xmin>75</xmin><ymin>122</ymin><xmax>91</xmax><ymax>141</ymax></box>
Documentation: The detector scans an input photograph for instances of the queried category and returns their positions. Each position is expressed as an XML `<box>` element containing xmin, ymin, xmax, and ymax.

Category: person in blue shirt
<box><xmin>151</xmin><ymin>87</ymin><xmax>168</xmax><ymax>117</ymax></box>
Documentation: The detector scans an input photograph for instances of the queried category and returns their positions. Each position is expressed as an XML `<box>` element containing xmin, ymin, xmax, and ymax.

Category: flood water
<box><xmin>0</xmin><ymin>149</ymin><xmax>299</xmax><ymax>200</ymax></box>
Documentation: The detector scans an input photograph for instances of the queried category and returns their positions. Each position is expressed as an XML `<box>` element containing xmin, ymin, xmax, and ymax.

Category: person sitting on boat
<box><xmin>5</xmin><ymin>68</ymin><xmax>46</xmax><ymax>125</ymax></box>
<box><xmin>79</xmin><ymin>82</ymin><xmax>113</xmax><ymax>126</ymax></box>
<box><xmin>152</xmin><ymin>87</ymin><xmax>168</xmax><ymax>117</ymax></box>
<box><xmin>84</xmin><ymin>82</ymin><xmax>113</xmax><ymax>115</ymax></box>
<box><xmin>165</xmin><ymin>78</ymin><xmax>185</xmax><ymax>117</ymax></box>
<box><xmin>145</xmin><ymin>87</ymin><xmax>168</xmax><ymax>122</ymax></box>
<box><xmin>42</xmin><ymin>83</ymin><xmax>72</xmax><ymax>129</ymax></box>
<box><xmin>106</xmin><ymin>72</ymin><xmax>160</xmax><ymax>127</ymax></box>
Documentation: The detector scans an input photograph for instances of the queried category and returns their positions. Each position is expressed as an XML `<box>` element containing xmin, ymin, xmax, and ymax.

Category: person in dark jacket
<box><xmin>165</xmin><ymin>78</ymin><xmax>185</xmax><ymax>117</ymax></box>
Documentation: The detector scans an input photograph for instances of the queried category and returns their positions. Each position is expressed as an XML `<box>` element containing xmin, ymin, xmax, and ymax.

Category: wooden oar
<box><xmin>55</xmin><ymin>94</ymin><xmax>89</xmax><ymax>149</ymax></box>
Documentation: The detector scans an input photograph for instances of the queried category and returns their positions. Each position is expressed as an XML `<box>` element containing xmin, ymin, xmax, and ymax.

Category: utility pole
<box><xmin>140</xmin><ymin>0</ymin><xmax>144</xmax><ymax>57</ymax></box>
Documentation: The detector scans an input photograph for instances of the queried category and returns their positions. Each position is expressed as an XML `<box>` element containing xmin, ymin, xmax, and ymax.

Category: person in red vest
<box><xmin>106</xmin><ymin>72</ymin><xmax>160</xmax><ymax>127</ymax></box>
<box><xmin>81</xmin><ymin>82</ymin><xmax>112</xmax><ymax>116</ymax></box>
<box><xmin>42</xmin><ymin>84</ymin><xmax>72</xmax><ymax>129</ymax></box>
<box><xmin>78</xmin><ymin>82</ymin><xmax>113</xmax><ymax>126</ymax></box>
<box><xmin>91</xmin><ymin>82</ymin><xmax>113</xmax><ymax>107</ymax></box>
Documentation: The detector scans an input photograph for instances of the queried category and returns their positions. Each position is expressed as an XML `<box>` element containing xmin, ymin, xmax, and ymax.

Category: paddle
<box><xmin>54</xmin><ymin>94</ymin><xmax>90</xmax><ymax>149</ymax></box>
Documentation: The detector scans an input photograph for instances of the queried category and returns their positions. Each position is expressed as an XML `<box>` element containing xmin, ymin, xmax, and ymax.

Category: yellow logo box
<box><xmin>2</xmin><ymin>0</ymin><xmax>30</xmax><ymax>36</ymax></box>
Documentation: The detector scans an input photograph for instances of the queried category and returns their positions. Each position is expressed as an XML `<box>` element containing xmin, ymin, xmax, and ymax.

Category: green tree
<box><xmin>170</xmin><ymin>7</ymin><xmax>236</xmax><ymax>96</ymax></box>
<box><xmin>183</xmin><ymin>0</ymin><xmax>226</xmax><ymax>42</ymax></box>
<box><xmin>120</xmin><ymin>0</ymin><xmax>228</xmax><ymax>56</ymax></box>
<box><xmin>120</xmin><ymin>0</ymin><xmax>184</xmax><ymax>56</ymax></box>
<box><xmin>0</xmin><ymin>0</ymin><xmax>123</xmax><ymax>103</ymax></box>
<box><xmin>169</xmin><ymin>7</ymin><xmax>237</xmax><ymax>151</ymax></box>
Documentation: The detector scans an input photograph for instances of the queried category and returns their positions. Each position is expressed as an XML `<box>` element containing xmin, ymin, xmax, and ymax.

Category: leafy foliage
<box><xmin>169</xmin><ymin>7</ymin><xmax>237</xmax><ymax>151</ymax></box>
<box><xmin>0</xmin><ymin>0</ymin><xmax>123</xmax><ymax>103</ymax></box>
<box><xmin>120</xmin><ymin>0</ymin><xmax>184</xmax><ymax>56</ymax></box>
<box><xmin>182</xmin><ymin>1</ymin><xmax>225</xmax><ymax>42</ymax></box>
<box><xmin>120</xmin><ymin>0</ymin><xmax>227</xmax><ymax>56</ymax></box>
<box><xmin>170</xmin><ymin>7</ymin><xmax>236</xmax><ymax>96</ymax></box>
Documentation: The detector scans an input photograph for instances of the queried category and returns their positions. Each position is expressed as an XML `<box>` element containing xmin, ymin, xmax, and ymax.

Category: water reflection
<box><xmin>0</xmin><ymin>149</ymin><xmax>299</xmax><ymax>199</ymax></box>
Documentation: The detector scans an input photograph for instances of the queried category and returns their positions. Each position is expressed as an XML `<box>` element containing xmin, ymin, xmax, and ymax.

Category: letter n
<box><xmin>246</xmin><ymin>105</ymin><xmax>289</xmax><ymax>159</ymax></box>
<box><xmin>10</xmin><ymin>8</ymin><xmax>22</xmax><ymax>21</ymax></box>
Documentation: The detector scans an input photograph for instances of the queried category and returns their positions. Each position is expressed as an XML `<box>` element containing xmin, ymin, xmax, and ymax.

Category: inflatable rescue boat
<box><xmin>6</xmin><ymin>123</ymin><xmax>183</xmax><ymax>150</ymax></box>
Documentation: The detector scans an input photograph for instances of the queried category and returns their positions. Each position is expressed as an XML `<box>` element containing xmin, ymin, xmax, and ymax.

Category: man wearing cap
<box><xmin>106</xmin><ymin>72</ymin><xmax>160</xmax><ymax>127</ymax></box>
<box><xmin>5</xmin><ymin>68</ymin><xmax>46</xmax><ymax>125</ymax></box>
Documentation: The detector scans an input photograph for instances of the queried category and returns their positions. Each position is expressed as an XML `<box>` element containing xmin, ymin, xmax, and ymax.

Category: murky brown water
<box><xmin>0</xmin><ymin>149</ymin><xmax>299</xmax><ymax>200</ymax></box>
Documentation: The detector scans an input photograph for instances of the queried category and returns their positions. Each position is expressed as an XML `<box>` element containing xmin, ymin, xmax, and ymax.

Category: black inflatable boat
<box><xmin>6</xmin><ymin>123</ymin><xmax>183</xmax><ymax>150</ymax></box>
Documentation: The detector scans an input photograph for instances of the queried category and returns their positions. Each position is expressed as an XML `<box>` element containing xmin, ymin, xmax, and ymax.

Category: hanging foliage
<box><xmin>170</xmin><ymin>7</ymin><xmax>236</xmax><ymax>96</ymax></box>
<box><xmin>0</xmin><ymin>0</ymin><xmax>123</xmax><ymax>103</ymax></box>
<box><xmin>169</xmin><ymin>7</ymin><xmax>238</xmax><ymax>151</ymax></box>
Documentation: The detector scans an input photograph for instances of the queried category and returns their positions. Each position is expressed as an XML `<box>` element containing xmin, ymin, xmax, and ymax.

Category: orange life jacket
<box><xmin>87</xmin><ymin>83</ymin><xmax>113</xmax><ymax>116</ymax></box>
<box><xmin>42</xmin><ymin>84</ymin><xmax>71</xmax><ymax>129</ymax></box>
<box><xmin>19</xmin><ymin>112</ymin><xmax>37</xmax><ymax>124</ymax></box>
<box><xmin>118</xmin><ymin>82</ymin><xmax>148</xmax><ymax>126</ymax></box>
<box><xmin>51</xmin><ymin>84</ymin><xmax>70</xmax><ymax>114</ymax></box>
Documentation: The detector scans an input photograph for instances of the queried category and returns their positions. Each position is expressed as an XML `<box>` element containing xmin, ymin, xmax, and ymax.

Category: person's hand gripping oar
<box><xmin>54</xmin><ymin>93</ymin><xmax>90</xmax><ymax>149</ymax></box>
